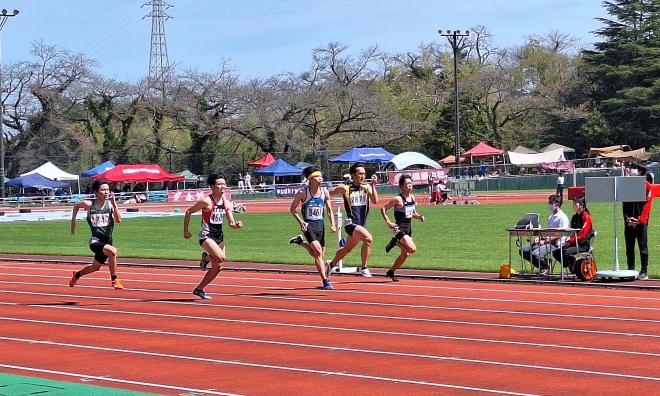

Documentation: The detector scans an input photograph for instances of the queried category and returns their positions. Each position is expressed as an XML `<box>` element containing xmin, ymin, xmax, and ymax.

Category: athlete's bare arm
<box><xmin>369</xmin><ymin>174</ymin><xmax>379</xmax><ymax>204</ymax></box>
<box><xmin>109</xmin><ymin>192</ymin><xmax>122</xmax><ymax>224</ymax></box>
<box><xmin>70</xmin><ymin>200</ymin><xmax>92</xmax><ymax>235</ymax></box>
<box><xmin>183</xmin><ymin>197</ymin><xmax>211</xmax><ymax>239</ymax></box>
<box><xmin>224</xmin><ymin>199</ymin><xmax>243</xmax><ymax>229</ymax></box>
<box><xmin>324</xmin><ymin>189</ymin><xmax>337</xmax><ymax>233</ymax></box>
<box><xmin>380</xmin><ymin>195</ymin><xmax>402</xmax><ymax>229</ymax></box>
<box><xmin>289</xmin><ymin>189</ymin><xmax>308</xmax><ymax>231</ymax></box>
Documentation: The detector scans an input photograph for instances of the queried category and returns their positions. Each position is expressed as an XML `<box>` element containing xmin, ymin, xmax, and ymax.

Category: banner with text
<box><xmin>386</xmin><ymin>169</ymin><xmax>447</xmax><ymax>186</ymax></box>
<box><xmin>167</xmin><ymin>188</ymin><xmax>232</xmax><ymax>203</ymax></box>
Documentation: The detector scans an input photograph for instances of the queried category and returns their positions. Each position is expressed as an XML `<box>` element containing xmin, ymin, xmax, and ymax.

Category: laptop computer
<box><xmin>514</xmin><ymin>213</ymin><xmax>540</xmax><ymax>229</ymax></box>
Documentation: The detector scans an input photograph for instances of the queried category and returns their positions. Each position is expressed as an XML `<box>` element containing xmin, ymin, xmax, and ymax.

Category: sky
<box><xmin>0</xmin><ymin>0</ymin><xmax>609</xmax><ymax>82</ymax></box>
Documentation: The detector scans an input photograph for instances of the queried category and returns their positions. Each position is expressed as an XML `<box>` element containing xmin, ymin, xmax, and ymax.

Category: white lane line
<box><xmin>4</xmin><ymin>315</ymin><xmax>660</xmax><ymax>376</ymax></box>
<box><xmin>2</xmin><ymin>280</ymin><xmax>660</xmax><ymax>325</ymax></box>
<box><xmin>1</xmin><ymin>263</ymin><xmax>657</xmax><ymax>301</ymax></box>
<box><xmin>0</xmin><ymin>363</ymin><xmax>241</xmax><ymax>395</ymax></box>
<box><xmin>1</xmin><ymin>291</ymin><xmax>660</xmax><ymax>339</ymax></box>
<box><xmin>3</xmin><ymin>302</ymin><xmax>658</xmax><ymax>358</ymax></box>
<box><xmin>0</xmin><ymin>274</ymin><xmax>660</xmax><ymax>316</ymax></box>
<box><xmin>0</xmin><ymin>336</ymin><xmax>540</xmax><ymax>396</ymax></box>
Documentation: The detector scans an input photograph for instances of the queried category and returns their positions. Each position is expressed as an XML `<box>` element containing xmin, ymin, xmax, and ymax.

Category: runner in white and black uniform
<box><xmin>380</xmin><ymin>174</ymin><xmax>425</xmax><ymax>281</ymax></box>
<box><xmin>289</xmin><ymin>166</ymin><xmax>337</xmax><ymax>290</ymax></box>
<box><xmin>184</xmin><ymin>173</ymin><xmax>243</xmax><ymax>300</ymax></box>
<box><xmin>69</xmin><ymin>180</ymin><xmax>124</xmax><ymax>289</ymax></box>
<box><xmin>326</xmin><ymin>162</ymin><xmax>379</xmax><ymax>278</ymax></box>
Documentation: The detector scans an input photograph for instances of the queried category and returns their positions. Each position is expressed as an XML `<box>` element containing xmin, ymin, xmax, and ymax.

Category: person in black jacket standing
<box><xmin>623</xmin><ymin>170</ymin><xmax>654</xmax><ymax>280</ymax></box>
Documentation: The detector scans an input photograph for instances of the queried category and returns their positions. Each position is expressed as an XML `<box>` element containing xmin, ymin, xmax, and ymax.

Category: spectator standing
<box><xmin>556</xmin><ymin>172</ymin><xmax>565</xmax><ymax>204</ymax></box>
<box><xmin>244</xmin><ymin>172</ymin><xmax>253</xmax><ymax>192</ymax></box>
<box><xmin>623</xmin><ymin>170</ymin><xmax>654</xmax><ymax>280</ymax></box>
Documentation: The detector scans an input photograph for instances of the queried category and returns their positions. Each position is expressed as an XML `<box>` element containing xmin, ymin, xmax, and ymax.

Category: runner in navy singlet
<box><xmin>289</xmin><ymin>166</ymin><xmax>337</xmax><ymax>290</ymax></box>
<box><xmin>380</xmin><ymin>174</ymin><xmax>425</xmax><ymax>281</ymax></box>
<box><xmin>183</xmin><ymin>174</ymin><xmax>243</xmax><ymax>300</ymax></box>
<box><xmin>69</xmin><ymin>180</ymin><xmax>124</xmax><ymax>289</ymax></box>
<box><xmin>326</xmin><ymin>162</ymin><xmax>379</xmax><ymax>278</ymax></box>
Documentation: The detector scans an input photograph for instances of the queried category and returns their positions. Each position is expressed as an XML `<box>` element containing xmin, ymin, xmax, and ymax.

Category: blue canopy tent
<box><xmin>329</xmin><ymin>147</ymin><xmax>395</xmax><ymax>164</ymax></box>
<box><xmin>254</xmin><ymin>159</ymin><xmax>303</xmax><ymax>177</ymax></box>
<box><xmin>6</xmin><ymin>173</ymin><xmax>67</xmax><ymax>189</ymax></box>
<box><xmin>81</xmin><ymin>160</ymin><xmax>115</xmax><ymax>178</ymax></box>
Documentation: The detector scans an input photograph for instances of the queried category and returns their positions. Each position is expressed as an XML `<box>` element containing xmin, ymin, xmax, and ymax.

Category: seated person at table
<box><xmin>520</xmin><ymin>194</ymin><xmax>570</xmax><ymax>274</ymax></box>
<box><xmin>552</xmin><ymin>197</ymin><xmax>594</xmax><ymax>269</ymax></box>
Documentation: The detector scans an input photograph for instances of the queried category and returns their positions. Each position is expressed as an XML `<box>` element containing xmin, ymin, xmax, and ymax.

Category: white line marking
<box><xmin>0</xmin><ymin>363</ymin><xmax>241</xmax><ymax>395</ymax></box>
<box><xmin>3</xmin><ymin>302</ymin><xmax>659</xmax><ymax>357</ymax></box>
<box><xmin>1</xmin><ymin>263</ymin><xmax>657</xmax><ymax>301</ymax></box>
<box><xmin>0</xmin><ymin>336</ymin><xmax>540</xmax><ymax>395</ymax></box>
<box><xmin>2</xmin><ymin>280</ymin><xmax>660</xmax><ymax>326</ymax></box>
<box><xmin>1</xmin><ymin>290</ymin><xmax>659</xmax><ymax>339</ymax></box>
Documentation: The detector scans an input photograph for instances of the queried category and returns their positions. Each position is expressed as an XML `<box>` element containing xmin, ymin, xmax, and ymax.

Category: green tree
<box><xmin>582</xmin><ymin>0</ymin><xmax>660</xmax><ymax>148</ymax></box>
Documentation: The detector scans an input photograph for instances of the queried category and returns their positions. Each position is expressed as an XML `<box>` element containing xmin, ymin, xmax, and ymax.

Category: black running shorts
<box><xmin>89</xmin><ymin>237</ymin><xmax>112</xmax><ymax>264</ymax></box>
<box><xmin>304</xmin><ymin>220</ymin><xmax>325</xmax><ymax>247</ymax></box>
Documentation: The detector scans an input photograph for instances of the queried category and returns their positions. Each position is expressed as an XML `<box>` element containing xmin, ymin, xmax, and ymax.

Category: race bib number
<box><xmin>404</xmin><ymin>205</ymin><xmax>415</xmax><ymax>218</ymax></box>
<box><xmin>90</xmin><ymin>213</ymin><xmax>109</xmax><ymax>227</ymax></box>
<box><xmin>349</xmin><ymin>191</ymin><xmax>367</xmax><ymax>206</ymax></box>
<box><xmin>305</xmin><ymin>205</ymin><xmax>323</xmax><ymax>220</ymax></box>
<box><xmin>210</xmin><ymin>208</ymin><xmax>225</xmax><ymax>224</ymax></box>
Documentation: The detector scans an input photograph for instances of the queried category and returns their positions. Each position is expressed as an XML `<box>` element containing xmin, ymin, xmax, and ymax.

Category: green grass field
<box><xmin>0</xmin><ymin>202</ymin><xmax>657</xmax><ymax>276</ymax></box>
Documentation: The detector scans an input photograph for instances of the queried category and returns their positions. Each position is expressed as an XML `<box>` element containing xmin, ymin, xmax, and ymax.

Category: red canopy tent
<box><xmin>92</xmin><ymin>164</ymin><xmax>184</xmax><ymax>183</ymax></box>
<box><xmin>463</xmin><ymin>142</ymin><xmax>504</xmax><ymax>158</ymax></box>
<box><xmin>248</xmin><ymin>152</ymin><xmax>277</xmax><ymax>168</ymax></box>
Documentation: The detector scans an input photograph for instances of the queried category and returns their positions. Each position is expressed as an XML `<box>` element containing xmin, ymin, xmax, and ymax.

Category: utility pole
<box><xmin>0</xmin><ymin>8</ymin><xmax>19</xmax><ymax>200</ymax></box>
<box><xmin>439</xmin><ymin>29</ymin><xmax>469</xmax><ymax>178</ymax></box>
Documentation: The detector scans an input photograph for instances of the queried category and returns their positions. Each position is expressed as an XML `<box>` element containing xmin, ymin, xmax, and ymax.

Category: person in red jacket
<box><xmin>623</xmin><ymin>171</ymin><xmax>654</xmax><ymax>280</ymax></box>
<box><xmin>553</xmin><ymin>197</ymin><xmax>593</xmax><ymax>270</ymax></box>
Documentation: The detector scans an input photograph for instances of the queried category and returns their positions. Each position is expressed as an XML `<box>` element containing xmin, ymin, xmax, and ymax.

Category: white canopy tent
<box><xmin>21</xmin><ymin>161</ymin><xmax>80</xmax><ymax>193</ymax></box>
<box><xmin>507</xmin><ymin>148</ymin><xmax>566</xmax><ymax>168</ymax></box>
<box><xmin>387</xmin><ymin>152</ymin><xmax>442</xmax><ymax>170</ymax></box>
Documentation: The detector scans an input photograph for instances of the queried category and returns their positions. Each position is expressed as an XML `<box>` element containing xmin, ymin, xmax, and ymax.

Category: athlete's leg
<box><xmin>328</xmin><ymin>232</ymin><xmax>362</xmax><ymax>266</ymax></box>
<box><xmin>103</xmin><ymin>244</ymin><xmax>118</xmax><ymax>277</ymax></box>
<box><xmin>308</xmin><ymin>240</ymin><xmax>327</xmax><ymax>281</ymax></box>
<box><xmin>391</xmin><ymin>235</ymin><xmax>416</xmax><ymax>272</ymax></box>
<box><xmin>196</xmin><ymin>239</ymin><xmax>225</xmax><ymax>291</ymax></box>
<box><xmin>354</xmin><ymin>226</ymin><xmax>374</xmax><ymax>269</ymax></box>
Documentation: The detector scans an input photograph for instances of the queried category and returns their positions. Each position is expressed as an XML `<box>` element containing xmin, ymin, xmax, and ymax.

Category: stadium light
<box><xmin>0</xmin><ymin>8</ymin><xmax>19</xmax><ymax>199</ymax></box>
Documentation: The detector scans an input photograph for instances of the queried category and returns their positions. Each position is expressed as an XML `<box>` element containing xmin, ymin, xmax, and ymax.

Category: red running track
<box><xmin>0</xmin><ymin>260</ymin><xmax>659</xmax><ymax>395</ymax></box>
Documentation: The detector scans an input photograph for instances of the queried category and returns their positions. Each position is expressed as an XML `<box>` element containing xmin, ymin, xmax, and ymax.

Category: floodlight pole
<box><xmin>439</xmin><ymin>29</ymin><xmax>469</xmax><ymax>178</ymax></box>
<box><xmin>0</xmin><ymin>8</ymin><xmax>19</xmax><ymax>200</ymax></box>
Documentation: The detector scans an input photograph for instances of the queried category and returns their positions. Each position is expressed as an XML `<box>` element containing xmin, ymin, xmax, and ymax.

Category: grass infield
<box><xmin>0</xmin><ymin>202</ymin><xmax>657</xmax><ymax>276</ymax></box>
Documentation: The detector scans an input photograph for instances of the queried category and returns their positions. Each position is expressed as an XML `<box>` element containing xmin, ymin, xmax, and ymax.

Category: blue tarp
<box><xmin>254</xmin><ymin>159</ymin><xmax>302</xmax><ymax>176</ymax></box>
<box><xmin>2</xmin><ymin>177</ymin><xmax>10</xmax><ymax>184</ymax></box>
<box><xmin>81</xmin><ymin>160</ymin><xmax>115</xmax><ymax>177</ymax></box>
<box><xmin>5</xmin><ymin>173</ymin><xmax>67</xmax><ymax>189</ymax></box>
<box><xmin>294</xmin><ymin>161</ymin><xmax>316</xmax><ymax>169</ymax></box>
<box><xmin>329</xmin><ymin>147</ymin><xmax>395</xmax><ymax>163</ymax></box>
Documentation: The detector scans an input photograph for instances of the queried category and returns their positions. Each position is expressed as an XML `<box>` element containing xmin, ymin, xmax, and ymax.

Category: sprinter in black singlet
<box><xmin>183</xmin><ymin>174</ymin><xmax>243</xmax><ymax>300</ymax></box>
<box><xmin>326</xmin><ymin>162</ymin><xmax>379</xmax><ymax>277</ymax></box>
<box><xmin>289</xmin><ymin>166</ymin><xmax>337</xmax><ymax>289</ymax></box>
<box><xmin>69</xmin><ymin>180</ymin><xmax>124</xmax><ymax>289</ymax></box>
<box><xmin>380</xmin><ymin>174</ymin><xmax>425</xmax><ymax>281</ymax></box>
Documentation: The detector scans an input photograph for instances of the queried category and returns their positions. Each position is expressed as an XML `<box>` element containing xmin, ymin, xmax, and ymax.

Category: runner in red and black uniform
<box><xmin>183</xmin><ymin>174</ymin><xmax>243</xmax><ymax>300</ymax></box>
<box><xmin>326</xmin><ymin>162</ymin><xmax>379</xmax><ymax>278</ymax></box>
<box><xmin>69</xmin><ymin>180</ymin><xmax>124</xmax><ymax>289</ymax></box>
